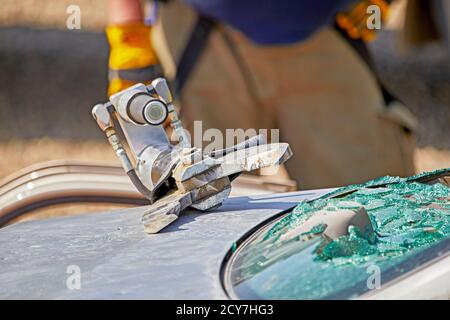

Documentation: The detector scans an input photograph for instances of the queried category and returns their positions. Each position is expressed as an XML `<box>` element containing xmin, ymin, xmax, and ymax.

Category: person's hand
<box><xmin>106</xmin><ymin>22</ymin><xmax>163</xmax><ymax>97</ymax></box>
<box><xmin>336</xmin><ymin>0</ymin><xmax>389</xmax><ymax>41</ymax></box>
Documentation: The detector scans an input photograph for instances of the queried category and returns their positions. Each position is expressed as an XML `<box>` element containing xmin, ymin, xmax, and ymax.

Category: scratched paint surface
<box><xmin>229</xmin><ymin>169</ymin><xmax>450</xmax><ymax>299</ymax></box>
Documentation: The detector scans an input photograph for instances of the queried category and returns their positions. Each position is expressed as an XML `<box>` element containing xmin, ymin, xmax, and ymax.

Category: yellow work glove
<box><xmin>336</xmin><ymin>0</ymin><xmax>389</xmax><ymax>41</ymax></box>
<box><xmin>106</xmin><ymin>22</ymin><xmax>163</xmax><ymax>97</ymax></box>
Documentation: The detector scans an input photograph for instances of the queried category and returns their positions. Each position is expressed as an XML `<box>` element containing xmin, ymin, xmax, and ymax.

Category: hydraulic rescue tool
<box><xmin>92</xmin><ymin>78</ymin><xmax>292</xmax><ymax>233</ymax></box>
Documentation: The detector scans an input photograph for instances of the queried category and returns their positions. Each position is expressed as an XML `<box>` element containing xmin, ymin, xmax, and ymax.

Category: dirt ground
<box><xmin>0</xmin><ymin>0</ymin><xmax>108</xmax><ymax>31</ymax></box>
<box><xmin>1</xmin><ymin>139</ymin><xmax>449</xmax><ymax>182</ymax></box>
<box><xmin>0</xmin><ymin>139</ymin><xmax>118</xmax><ymax>179</ymax></box>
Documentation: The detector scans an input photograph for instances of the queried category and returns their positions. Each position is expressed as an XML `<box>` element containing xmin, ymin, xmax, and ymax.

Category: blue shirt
<box><xmin>184</xmin><ymin>0</ymin><xmax>350</xmax><ymax>45</ymax></box>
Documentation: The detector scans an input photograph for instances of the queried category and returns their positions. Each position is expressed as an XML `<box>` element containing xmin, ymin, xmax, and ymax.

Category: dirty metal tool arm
<box><xmin>92</xmin><ymin>77</ymin><xmax>293</xmax><ymax>234</ymax></box>
<box><xmin>92</xmin><ymin>103</ymin><xmax>155</xmax><ymax>203</ymax></box>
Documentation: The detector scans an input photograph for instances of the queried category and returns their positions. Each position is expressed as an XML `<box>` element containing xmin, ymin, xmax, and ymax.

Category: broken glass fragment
<box><xmin>228</xmin><ymin>169</ymin><xmax>450</xmax><ymax>299</ymax></box>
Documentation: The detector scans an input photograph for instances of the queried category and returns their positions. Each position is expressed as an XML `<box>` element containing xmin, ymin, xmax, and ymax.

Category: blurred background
<box><xmin>0</xmin><ymin>0</ymin><xmax>449</xmax><ymax>181</ymax></box>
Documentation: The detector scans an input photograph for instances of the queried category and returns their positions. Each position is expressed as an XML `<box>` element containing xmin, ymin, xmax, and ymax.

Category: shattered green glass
<box><xmin>227</xmin><ymin>169</ymin><xmax>450</xmax><ymax>299</ymax></box>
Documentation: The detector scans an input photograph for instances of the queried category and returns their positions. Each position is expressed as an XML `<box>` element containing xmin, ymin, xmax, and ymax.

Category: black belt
<box><xmin>174</xmin><ymin>16</ymin><xmax>216</xmax><ymax>97</ymax></box>
<box><xmin>333</xmin><ymin>22</ymin><xmax>397</xmax><ymax>106</ymax></box>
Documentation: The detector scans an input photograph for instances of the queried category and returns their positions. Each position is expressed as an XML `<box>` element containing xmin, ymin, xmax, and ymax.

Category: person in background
<box><xmin>105</xmin><ymin>0</ymin><xmax>417</xmax><ymax>189</ymax></box>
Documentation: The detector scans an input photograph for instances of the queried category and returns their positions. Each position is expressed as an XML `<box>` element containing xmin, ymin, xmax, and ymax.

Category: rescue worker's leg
<box><xmin>228</xmin><ymin>27</ymin><xmax>416</xmax><ymax>188</ymax></box>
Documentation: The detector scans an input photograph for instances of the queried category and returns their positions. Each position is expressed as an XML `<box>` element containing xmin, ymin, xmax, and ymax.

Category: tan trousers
<box><xmin>154</xmin><ymin>1</ymin><xmax>416</xmax><ymax>189</ymax></box>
